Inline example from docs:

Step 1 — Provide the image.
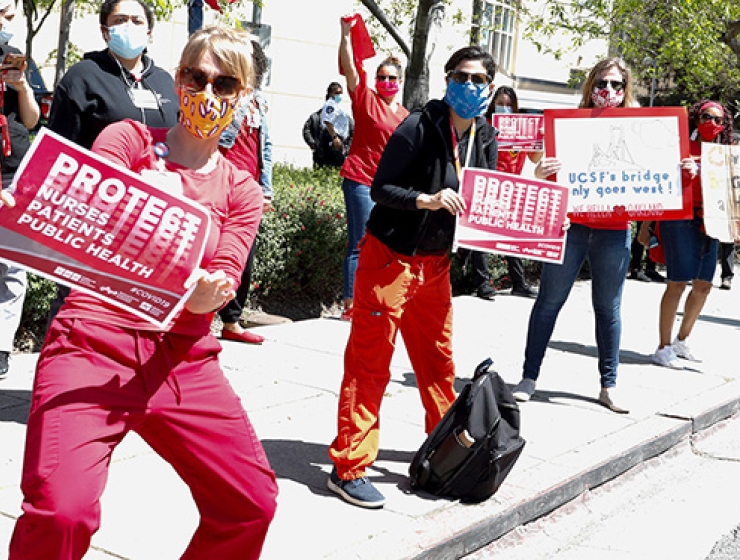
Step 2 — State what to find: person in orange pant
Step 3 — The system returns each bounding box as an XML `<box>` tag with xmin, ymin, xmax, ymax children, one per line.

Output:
<box><xmin>327</xmin><ymin>45</ymin><xmax>498</xmax><ymax>508</ymax></box>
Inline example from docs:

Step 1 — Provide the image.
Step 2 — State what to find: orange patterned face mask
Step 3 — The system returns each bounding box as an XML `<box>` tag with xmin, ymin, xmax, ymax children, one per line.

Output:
<box><xmin>178</xmin><ymin>89</ymin><xmax>235</xmax><ymax>139</ymax></box>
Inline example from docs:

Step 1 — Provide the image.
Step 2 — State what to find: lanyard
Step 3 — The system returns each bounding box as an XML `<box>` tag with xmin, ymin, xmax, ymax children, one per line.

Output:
<box><xmin>449</xmin><ymin>117</ymin><xmax>476</xmax><ymax>180</ymax></box>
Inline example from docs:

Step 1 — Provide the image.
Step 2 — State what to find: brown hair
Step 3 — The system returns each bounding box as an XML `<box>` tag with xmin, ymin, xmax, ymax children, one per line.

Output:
<box><xmin>580</xmin><ymin>57</ymin><xmax>636</xmax><ymax>109</ymax></box>
<box><xmin>688</xmin><ymin>99</ymin><xmax>733</xmax><ymax>145</ymax></box>
<box><xmin>376</xmin><ymin>56</ymin><xmax>402</xmax><ymax>79</ymax></box>
<box><xmin>178</xmin><ymin>25</ymin><xmax>255</xmax><ymax>91</ymax></box>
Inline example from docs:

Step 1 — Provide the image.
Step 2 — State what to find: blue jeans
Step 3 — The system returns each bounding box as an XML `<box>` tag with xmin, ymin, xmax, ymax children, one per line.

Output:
<box><xmin>522</xmin><ymin>223</ymin><xmax>630</xmax><ymax>388</ymax></box>
<box><xmin>342</xmin><ymin>178</ymin><xmax>375</xmax><ymax>301</ymax></box>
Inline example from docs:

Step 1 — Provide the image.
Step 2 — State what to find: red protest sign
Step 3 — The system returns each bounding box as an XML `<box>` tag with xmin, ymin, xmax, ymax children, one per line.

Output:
<box><xmin>491</xmin><ymin>113</ymin><xmax>544</xmax><ymax>151</ymax></box>
<box><xmin>0</xmin><ymin>128</ymin><xmax>211</xmax><ymax>328</ymax></box>
<box><xmin>455</xmin><ymin>167</ymin><xmax>570</xmax><ymax>264</ymax></box>
<box><xmin>544</xmin><ymin>106</ymin><xmax>692</xmax><ymax>223</ymax></box>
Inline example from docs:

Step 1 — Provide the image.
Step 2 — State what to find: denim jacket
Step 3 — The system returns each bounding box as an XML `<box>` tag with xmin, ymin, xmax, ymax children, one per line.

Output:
<box><xmin>219</xmin><ymin>90</ymin><xmax>273</xmax><ymax>199</ymax></box>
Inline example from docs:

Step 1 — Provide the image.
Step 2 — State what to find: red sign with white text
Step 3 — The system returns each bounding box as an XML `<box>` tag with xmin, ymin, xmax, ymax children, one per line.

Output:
<box><xmin>0</xmin><ymin>128</ymin><xmax>211</xmax><ymax>328</ymax></box>
<box><xmin>455</xmin><ymin>167</ymin><xmax>569</xmax><ymax>264</ymax></box>
<box><xmin>492</xmin><ymin>113</ymin><xmax>544</xmax><ymax>151</ymax></box>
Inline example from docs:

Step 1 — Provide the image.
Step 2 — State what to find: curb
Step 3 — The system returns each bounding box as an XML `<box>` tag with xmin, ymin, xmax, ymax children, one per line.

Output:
<box><xmin>407</xmin><ymin>392</ymin><xmax>740</xmax><ymax>560</ymax></box>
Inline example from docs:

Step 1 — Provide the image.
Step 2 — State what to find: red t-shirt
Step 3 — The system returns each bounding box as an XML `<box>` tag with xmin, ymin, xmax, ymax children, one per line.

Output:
<box><xmin>221</xmin><ymin>123</ymin><xmax>260</xmax><ymax>179</ymax></box>
<box><xmin>57</xmin><ymin>120</ymin><xmax>263</xmax><ymax>334</ymax></box>
<box><xmin>496</xmin><ymin>150</ymin><xmax>527</xmax><ymax>175</ymax></box>
<box><xmin>340</xmin><ymin>78</ymin><xmax>409</xmax><ymax>186</ymax></box>
<box><xmin>686</xmin><ymin>139</ymin><xmax>702</xmax><ymax>208</ymax></box>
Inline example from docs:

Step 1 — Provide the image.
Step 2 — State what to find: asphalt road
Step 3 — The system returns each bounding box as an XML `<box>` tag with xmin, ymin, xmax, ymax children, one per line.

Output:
<box><xmin>464</xmin><ymin>412</ymin><xmax>740</xmax><ymax>560</ymax></box>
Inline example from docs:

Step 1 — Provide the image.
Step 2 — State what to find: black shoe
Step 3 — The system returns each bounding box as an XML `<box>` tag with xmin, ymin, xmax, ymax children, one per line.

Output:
<box><xmin>475</xmin><ymin>282</ymin><xmax>497</xmax><ymax>300</ymax></box>
<box><xmin>0</xmin><ymin>351</ymin><xmax>8</xmax><ymax>379</ymax></box>
<box><xmin>645</xmin><ymin>269</ymin><xmax>666</xmax><ymax>283</ymax></box>
<box><xmin>511</xmin><ymin>284</ymin><xmax>538</xmax><ymax>298</ymax></box>
<box><xmin>628</xmin><ymin>269</ymin><xmax>651</xmax><ymax>282</ymax></box>
<box><xmin>721</xmin><ymin>277</ymin><xmax>732</xmax><ymax>290</ymax></box>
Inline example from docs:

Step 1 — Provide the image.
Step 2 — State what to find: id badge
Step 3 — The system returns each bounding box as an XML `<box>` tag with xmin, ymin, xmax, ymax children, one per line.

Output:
<box><xmin>140</xmin><ymin>168</ymin><xmax>183</xmax><ymax>197</ymax></box>
<box><xmin>129</xmin><ymin>87</ymin><xmax>160</xmax><ymax>110</ymax></box>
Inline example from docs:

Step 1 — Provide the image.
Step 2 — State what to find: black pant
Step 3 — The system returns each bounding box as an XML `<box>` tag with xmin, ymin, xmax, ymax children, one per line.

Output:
<box><xmin>458</xmin><ymin>249</ymin><xmax>527</xmax><ymax>290</ymax></box>
<box><xmin>218</xmin><ymin>238</ymin><xmax>258</xmax><ymax>324</ymax></box>
<box><xmin>719</xmin><ymin>242</ymin><xmax>736</xmax><ymax>280</ymax></box>
<box><xmin>629</xmin><ymin>221</ymin><xmax>656</xmax><ymax>272</ymax></box>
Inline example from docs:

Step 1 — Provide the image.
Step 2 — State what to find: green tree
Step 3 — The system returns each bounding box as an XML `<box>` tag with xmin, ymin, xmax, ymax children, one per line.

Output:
<box><xmin>521</xmin><ymin>0</ymin><xmax>740</xmax><ymax>108</ymax></box>
<box><xmin>358</xmin><ymin>0</ymin><xmax>454</xmax><ymax>109</ymax></box>
<box><xmin>21</xmin><ymin>0</ymin><xmax>58</xmax><ymax>65</ymax></box>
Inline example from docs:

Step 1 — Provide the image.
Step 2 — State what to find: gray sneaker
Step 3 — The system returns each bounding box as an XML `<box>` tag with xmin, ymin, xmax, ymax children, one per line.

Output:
<box><xmin>512</xmin><ymin>378</ymin><xmax>536</xmax><ymax>402</ymax></box>
<box><xmin>327</xmin><ymin>468</ymin><xmax>385</xmax><ymax>509</ymax></box>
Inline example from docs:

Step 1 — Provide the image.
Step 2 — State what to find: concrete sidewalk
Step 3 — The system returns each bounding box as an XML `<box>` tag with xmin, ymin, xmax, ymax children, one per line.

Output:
<box><xmin>0</xmin><ymin>275</ymin><xmax>738</xmax><ymax>559</ymax></box>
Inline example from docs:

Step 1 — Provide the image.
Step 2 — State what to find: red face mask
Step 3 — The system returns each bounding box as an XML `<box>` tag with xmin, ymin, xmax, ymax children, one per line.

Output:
<box><xmin>376</xmin><ymin>79</ymin><xmax>399</xmax><ymax>98</ymax></box>
<box><xmin>697</xmin><ymin>121</ymin><xmax>724</xmax><ymax>142</ymax></box>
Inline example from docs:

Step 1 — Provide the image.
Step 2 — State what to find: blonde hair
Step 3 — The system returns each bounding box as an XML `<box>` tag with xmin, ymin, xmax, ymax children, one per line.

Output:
<box><xmin>178</xmin><ymin>25</ymin><xmax>256</xmax><ymax>91</ymax></box>
<box><xmin>580</xmin><ymin>57</ymin><xmax>636</xmax><ymax>109</ymax></box>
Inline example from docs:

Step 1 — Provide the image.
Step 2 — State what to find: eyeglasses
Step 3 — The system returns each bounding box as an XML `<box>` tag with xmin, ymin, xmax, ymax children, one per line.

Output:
<box><xmin>699</xmin><ymin>113</ymin><xmax>723</xmax><ymax>125</ymax></box>
<box><xmin>376</xmin><ymin>75</ymin><xmax>399</xmax><ymax>82</ymax></box>
<box><xmin>447</xmin><ymin>70</ymin><xmax>491</xmax><ymax>86</ymax></box>
<box><xmin>594</xmin><ymin>79</ymin><xmax>625</xmax><ymax>92</ymax></box>
<box><xmin>179</xmin><ymin>67</ymin><xmax>242</xmax><ymax>100</ymax></box>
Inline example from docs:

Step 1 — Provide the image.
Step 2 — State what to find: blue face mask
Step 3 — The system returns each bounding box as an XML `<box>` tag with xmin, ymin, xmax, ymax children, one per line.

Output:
<box><xmin>333</xmin><ymin>94</ymin><xmax>342</xmax><ymax>103</ymax></box>
<box><xmin>0</xmin><ymin>29</ymin><xmax>13</xmax><ymax>45</ymax></box>
<box><xmin>444</xmin><ymin>80</ymin><xmax>489</xmax><ymax>120</ymax></box>
<box><xmin>106</xmin><ymin>22</ymin><xmax>149</xmax><ymax>60</ymax></box>
<box><xmin>494</xmin><ymin>105</ymin><xmax>513</xmax><ymax>113</ymax></box>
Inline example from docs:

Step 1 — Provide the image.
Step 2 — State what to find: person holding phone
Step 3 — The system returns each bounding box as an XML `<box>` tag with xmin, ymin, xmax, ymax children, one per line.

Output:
<box><xmin>0</xmin><ymin>0</ymin><xmax>39</xmax><ymax>378</ymax></box>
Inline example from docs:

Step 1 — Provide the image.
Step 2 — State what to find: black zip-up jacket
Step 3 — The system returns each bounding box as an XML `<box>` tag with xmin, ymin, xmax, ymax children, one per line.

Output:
<box><xmin>367</xmin><ymin>99</ymin><xmax>498</xmax><ymax>256</ymax></box>
<box><xmin>47</xmin><ymin>49</ymin><xmax>178</xmax><ymax>149</ymax></box>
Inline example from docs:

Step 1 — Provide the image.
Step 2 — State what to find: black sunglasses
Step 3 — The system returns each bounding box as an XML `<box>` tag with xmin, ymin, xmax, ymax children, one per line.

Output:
<box><xmin>447</xmin><ymin>70</ymin><xmax>491</xmax><ymax>86</ymax></box>
<box><xmin>594</xmin><ymin>79</ymin><xmax>625</xmax><ymax>92</ymax></box>
<box><xmin>179</xmin><ymin>67</ymin><xmax>242</xmax><ymax>100</ymax></box>
<box><xmin>376</xmin><ymin>75</ymin><xmax>399</xmax><ymax>82</ymax></box>
<box><xmin>699</xmin><ymin>113</ymin><xmax>723</xmax><ymax>125</ymax></box>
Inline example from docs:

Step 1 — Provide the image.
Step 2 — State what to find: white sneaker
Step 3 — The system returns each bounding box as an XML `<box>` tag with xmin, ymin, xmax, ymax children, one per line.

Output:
<box><xmin>672</xmin><ymin>336</ymin><xmax>700</xmax><ymax>362</ymax></box>
<box><xmin>512</xmin><ymin>378</ymin><xmax>536</xmax><ymax>402</ymax></box>
<box><xmin>652</xmin><ymin>346</ymin><xmax>683</xmax><ymax>369</ymax></box>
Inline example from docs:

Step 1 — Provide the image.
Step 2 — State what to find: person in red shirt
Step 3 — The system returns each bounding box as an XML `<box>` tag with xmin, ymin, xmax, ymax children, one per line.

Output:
<box><xmin>646</xmin><ymin>100</ymin><xmax>729</xmax><ymax>369</ymax></box>
<box><xmin>338</xmin><ymin>16</ymin><xmax>409</xmax><ymax>320</ymax></box>
<box><xmin>217</xmin><ymin>38</ymin><xmax>272</xmax><ymax>345</ymax></box>
<box><xmin>458</xmin><ymin>86</ymin><xmax>543</xmax><ymax>299</ymax></box>
<box><xmin>7</xmin><ymin>26</ymin><xmax>277</xmax><ymax>560</ymax></box>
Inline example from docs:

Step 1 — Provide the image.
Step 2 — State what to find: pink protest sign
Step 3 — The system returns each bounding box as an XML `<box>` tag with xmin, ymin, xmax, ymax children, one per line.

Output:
<box><xmin>455</xmin><ymin>167</ymin><xmax>569</xmax><ymax>264</ymax></box>
<box><xmin>491</xmin><ymin>113</ymin><xmax>544</xmax><ymax>151</ymax></box>
<box><xmin>0</xmin><ymin>128</ymin><xmax>211</xmax><ymax>328</ymax></box>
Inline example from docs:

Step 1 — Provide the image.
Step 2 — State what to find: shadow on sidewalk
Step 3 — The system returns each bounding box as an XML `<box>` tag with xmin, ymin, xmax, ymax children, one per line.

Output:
<box><xmin>261</xmin><ymin>439</ymin><xmax>416</xmax><ymax>495</ymax></box>
<box><xmin>0</xmin><ymin>389</ymin><xmax>31</xmax><ymax>424</ymax></box>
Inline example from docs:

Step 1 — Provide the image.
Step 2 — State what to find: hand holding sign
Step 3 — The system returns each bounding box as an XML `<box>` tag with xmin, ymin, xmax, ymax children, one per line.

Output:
<box><xmin>184</xmin><ymin>268</ymin><xmax>235</xmax><ymax>314</ymax></box>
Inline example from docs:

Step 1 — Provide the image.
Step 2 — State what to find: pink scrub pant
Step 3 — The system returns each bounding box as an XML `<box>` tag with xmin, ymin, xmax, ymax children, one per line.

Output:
<box><xmin>328</xmin><ymin>233</ymin><xmax>457</xmax><ymax>480</ymax></box>
<box><xmin>9</xmin><ymin>318</ymin><xmax>277</xmax><ymax>560</ymax></box>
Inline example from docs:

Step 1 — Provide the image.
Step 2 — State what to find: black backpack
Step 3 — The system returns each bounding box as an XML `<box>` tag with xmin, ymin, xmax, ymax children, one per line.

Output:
<box><xmin>408</xmin><ymin>358</ymin><xmax>525</xmax><ymax>503</ymax></box>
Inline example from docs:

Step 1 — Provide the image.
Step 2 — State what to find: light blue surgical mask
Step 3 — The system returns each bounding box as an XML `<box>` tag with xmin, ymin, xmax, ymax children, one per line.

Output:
<box><xmin>0</xmin><ymin>29</ymin><xmax>13</xmax><ymax>45</ymax></box>
<box><xmin>333</xmin><ymin>94</ymin><xmax>342</xmax><ymax>103</ymax></box>
<box><xmin>444</xmin><ymin>80</ymin><xmax>489</xmax><ymax>120</ymax></box>
<box><xmin>494</xmin><ymin>105</ymin><xmax>513</xmax><ymax>114</ymax></box>
<box><xmin>106</xmin><ymin>22</ymin><xmax>149</xmax><ymax>60</ymax></box>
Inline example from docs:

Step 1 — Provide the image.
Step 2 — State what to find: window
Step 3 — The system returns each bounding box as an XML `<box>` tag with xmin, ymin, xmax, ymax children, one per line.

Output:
<box><xmin>480</xmin><ymin>0</ymin><xmax>516</xmax><ymax>72</ymax></box>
